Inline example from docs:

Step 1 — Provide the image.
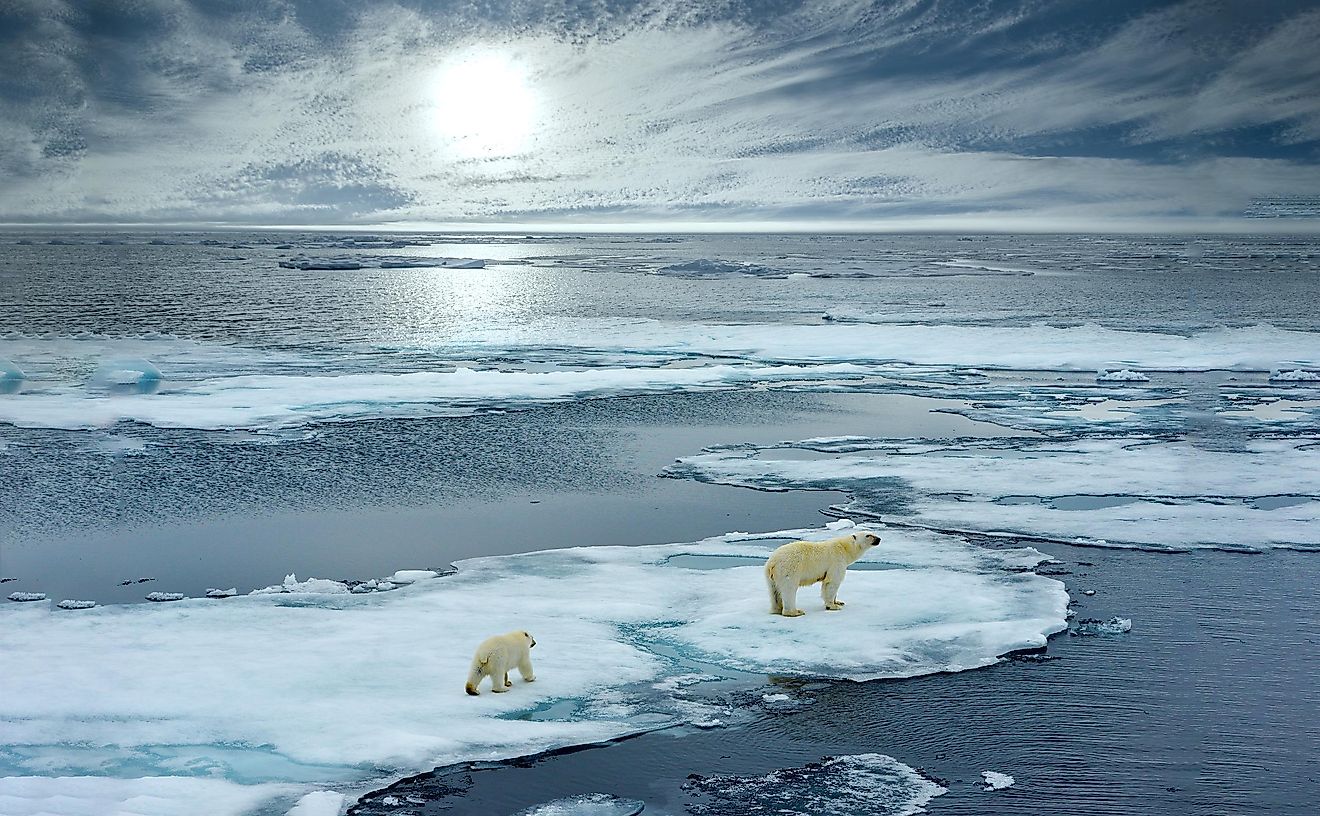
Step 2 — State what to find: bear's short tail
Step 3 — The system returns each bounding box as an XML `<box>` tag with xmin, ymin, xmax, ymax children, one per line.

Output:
<box><xmin>766</xmin><ymin>563</ymin><xmax>782</xmax><ymax>613</ymax></box>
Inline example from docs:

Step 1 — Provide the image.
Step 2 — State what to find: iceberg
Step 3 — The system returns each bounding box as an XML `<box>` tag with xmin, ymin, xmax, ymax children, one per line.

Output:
<box><xmin>0</xmin><ymin>524</ymin><xmax>1065</xmax><ymax>816</ymax></box>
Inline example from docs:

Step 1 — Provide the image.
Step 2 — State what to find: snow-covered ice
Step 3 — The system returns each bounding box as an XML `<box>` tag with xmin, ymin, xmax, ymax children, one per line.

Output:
<box><xmin>285</xmin><ymin>790</ymin><xmax>346</xmax><ymax>816</ymax></box>
<box><xmin>144</xmin><ymin>591</ymin><xmax>185</xmax><ymax>602</ymax></box>
<box><xmin>666</xmin><ymin>438</ymin><xmax>1320</xmax><ymax>551</ymax></box>
<box><xmin>55</xmin><ymin>600</ymin><xmax>97</xmax><ymax>610</ymax></box>
<box><xmin>7</xmin><ymin>592</ymin><xmax>46</xmax><ymax>602</ymax></box>
<box><xmin>1096</xmin><ymin>368</ymin><xmax>1150</xmax><ymax>382</ymax></box>
<box><xmin>1270</xmin><ymin>369</ymin><xmax>1320</xmax><ymax>382</ymax></box>
<box><xmin>0</xmin><ymin>524</ymin><xmax>1064</xmax><ymax>816</ymax></box>
<box><xmin>206</xmin><ymin>588</ymin><xmax>239</xmax><ymax>598</ymax></box>
<box><xmin>980</xmin><ymin>771</ymin><xmax>1015</xmax><ymax>790</ymax></box>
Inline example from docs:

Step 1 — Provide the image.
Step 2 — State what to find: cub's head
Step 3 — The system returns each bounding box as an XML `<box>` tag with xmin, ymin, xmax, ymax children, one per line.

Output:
<box><xmin>853</xmin><ymin>532</ymin><xmax>881</xmax><ymax>548</ymax></box>
<box><xmin>521</xmin><ymin>631</ymin><xmax>536</xmax><ymax>649</ymax></box>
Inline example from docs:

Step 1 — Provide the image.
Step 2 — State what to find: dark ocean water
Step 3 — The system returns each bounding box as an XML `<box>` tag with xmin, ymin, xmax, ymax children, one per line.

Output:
<box><xmin>2</xmin><ymin>231</ymin><xmax>1319</xmax><ymax>815</ymax></box>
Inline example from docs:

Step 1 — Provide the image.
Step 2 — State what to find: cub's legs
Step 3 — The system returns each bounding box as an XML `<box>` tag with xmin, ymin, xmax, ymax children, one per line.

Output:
<box><xmin>518</xmin><ymin>653</ymin><xmax>536</xmax><ymax>683</ymax></box>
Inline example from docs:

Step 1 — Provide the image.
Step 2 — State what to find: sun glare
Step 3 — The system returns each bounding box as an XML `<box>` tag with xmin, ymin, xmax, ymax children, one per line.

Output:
<box><xmin>432</xmin><ymin>51</ymin><xmax>538</xmax><ymax>159</ymax></box>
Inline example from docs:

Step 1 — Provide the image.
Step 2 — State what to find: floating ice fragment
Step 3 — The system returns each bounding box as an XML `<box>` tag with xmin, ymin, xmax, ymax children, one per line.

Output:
<box><xmin>654</xmin><ymin>259</ymin><xmax>784</xmax><ymax>278</ymax></box>
<box><xmin>1096</xmin><ymin>368</ymin><xmax>1150</xmax><ymax>382</ymax></box>
<box><xmin>1071</xmin><ymin>617</ymin><xmax>1132</xmax><ymax>636</ymax></box>
<box><xmin>0</xmin><ymin>358</ymin><xmax>24</xmax><ymax>394</ymax></box>
<box><xmin>825</xmin><ymin>518</ymin><xmax>855</xmax><ymax>530</ymax></box>
<box><xmin>1270</xmin><ymin>369</ymin><xmax>1320</xmax><ymax>382</ymax></box>
<box><xmin>286</xmin><ymin>790</ymin><xmax>346</xmax><ymax>815</ymax></box>
<box><xmin>145</xmin><ymin>592</ymin><xmax>185</xmax><ymax>602</ymax></box>
<box><xmin>206</xmin><ymin>588</ymin><xmax>238</xmax><ymax>598</ymax></box>
<box><xmin>251</xmin><ymin>574</ymin><xmax>350</xmax><ymax>595</ymax></box>
<box><xmin>980</xmin><ymin>771</ymin><xmax>1015</xmax><ymax>790</ymax></box>
<box><xmin>762</xmin><ymin>693</ymin><xmax>792</xmax><ymax>702</ymax></box>
<box><xmin>510</xmin><ymin>794</ymin><xmax>645</xmax><ymax>816</ymax></box>
<box><xmin>56</xmin><ymin>599</ymin><xmax>97</xmax><ymax>610</ymax></box>
<box><xmin>1082</xmin><ymin>589</ymin><xmax>1096</xmax><ymax>596</ymax></box>
<box><xmin>388</xmin><ymin>570</ymin><xmax>438</xmax><ymax>584</ymax></box>
<box><xmin>90</xmin><ymin>358</ymin><xmax>163</xmax><ymax>393</ymax></box>
<box><xmin>684</xmin><ymin>754</ymin><xmax>946</xmax><ymax>816</ymax></box>
<box><xmin>7</xmin><ymin>592</ymin><xmax>45</xmax><ymax>602</ymax></box>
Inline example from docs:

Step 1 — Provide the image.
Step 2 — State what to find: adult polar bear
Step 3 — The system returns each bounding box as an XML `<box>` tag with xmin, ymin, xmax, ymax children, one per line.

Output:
<box><xmin>765</xmin><ymin>531</ymin><xmax>881</xmax><ymax>616</ymax></box>
<box><xmin>465</xmin><ymin>630</ymin><xmax>536</xmax><ymax>695</ymax></box>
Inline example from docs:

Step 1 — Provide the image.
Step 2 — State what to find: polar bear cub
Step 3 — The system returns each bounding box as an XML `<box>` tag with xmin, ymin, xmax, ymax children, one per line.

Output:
<box><xmin>465</xmin><ymin>630</ymin><xmax>536</xmax><ymax>695</ymax></box>
<box><xmin>765</xmin><ymin>532</ymin><xmax>881</xmax><ymax>617</ymax></box>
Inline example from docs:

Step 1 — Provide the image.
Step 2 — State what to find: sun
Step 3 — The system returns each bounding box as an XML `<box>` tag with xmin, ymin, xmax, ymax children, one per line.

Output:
<box><xmin>432</xmin><ymin>51</ymin><xmax>538</xmax><ymax>159</ymax></box>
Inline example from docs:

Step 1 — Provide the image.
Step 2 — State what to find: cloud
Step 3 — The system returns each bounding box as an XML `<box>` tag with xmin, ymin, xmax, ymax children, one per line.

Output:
<box><xmin>1</xmin><ymin>0</ymin><xmax>1318</xmax><ymax>225</ymax></box>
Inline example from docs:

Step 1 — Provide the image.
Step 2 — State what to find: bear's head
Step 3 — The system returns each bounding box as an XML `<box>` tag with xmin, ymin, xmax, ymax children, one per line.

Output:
<box><xmin>855</xmin><ymin>532</ymin><xmax>881</xmax><ymax>548</ymax></box>
<box><xmin>521</xmin><ymin>631</ymin><xmax>536</xmax><ymax>649</ymax></box>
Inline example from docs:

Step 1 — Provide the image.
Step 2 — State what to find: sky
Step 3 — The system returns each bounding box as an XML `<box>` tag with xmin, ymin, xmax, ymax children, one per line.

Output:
<box><xmin>2</xmin><ymin>0</ymin><xmax>1319</xmax><ymax>229</ymax></box>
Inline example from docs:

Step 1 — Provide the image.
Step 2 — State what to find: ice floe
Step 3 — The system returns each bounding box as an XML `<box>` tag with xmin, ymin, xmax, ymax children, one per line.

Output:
<box><xmin>0</xmin><ymin>524</ymin><xmax>1064</xmax><ymax>815</ymax></box>
<box><xmin>278</xmin><ymin>255</ymin><xmax>484</xmax><ymax>270</ymax></box>
<box><xmin>55</xmin><ymin>600</ymin><xmax>97</xmax><ymax>610</ymax></box>
<box><xmin>206</xmin><ymin>587</ymin><xmax>239</xmax><ymax>598</ymax></box>
<box><xmin>653</xmin><ymin>259</ymin><xmax>786</xmax><ymax>278</ymax></box>
<box><xmin>980</xmin><ymin>770</ymin><xmax>1015</xmax><ymax>790</ymax></box>
<box><xmin>144</xmin><ymin>591</ymin><xmax>185</xmax><ymax>602</ymax></box>
<box><xmin>666</xmin><ymin>438</ymin><xmax>1320</xmax><ymax>551</ymax></box>
<box><xmin>1071</xmin><ymin>617</ymin><xmax>1133</xmax><ymax>636</ymax></box>
<box><xmin>683</xmin><ymin>754</ymin><xmax>945</xmax><ymax>816</ymax></box>
<box><xmin>0</xmin><ymin>363</ymin><xmax>867</xmax><ymax>431</ymax></box>
<box><xmin>7</xmin><ymin>592</ymin><xmax>46</xmax><ymax>602</ymax></box>
<box><xmin>1269</xmin><ymin>369</ymin><xmax>1320</xmax><ymax>382</ymax></box>
<box><xmin>511</xmin><ymin>793</ymin><xmax>644</xmax><ymax>816</ymax></box>
<box><xmin>1095</xmin><ymin>368</ymin><xmax>1150</xmax><ymax>382</ymax></box>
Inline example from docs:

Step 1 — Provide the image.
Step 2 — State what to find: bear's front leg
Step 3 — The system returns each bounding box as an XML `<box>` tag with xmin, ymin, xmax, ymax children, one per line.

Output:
<box><xmin>518</xmin><ymin>655</ymin><xmax>535</xmax><ymax>683</ymax></box>
<box><xmin>822</xmin><ymin>573</ymin><xmax>845</xmax><ymax>610</ymax></box>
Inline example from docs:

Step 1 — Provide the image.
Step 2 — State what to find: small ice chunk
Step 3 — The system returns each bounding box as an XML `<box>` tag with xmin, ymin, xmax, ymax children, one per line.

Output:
<box><xmin>285</xmin><ymin>790</ymin><xmax>346</xmax><ymax>815</ymax></box>
<box><xmin>381</xmin><ymin>795</ymin><xmax>401</xmax><ymax>806</ymax></box>
<box><xmin>981</xmin><ymin>770</ymin><xmax>1015</xmax><ymax>790</ymax></box>
<box><xmin>510</xmin><ymin>793</ymin><xmax>645</xmax><ymax>816</ymax></box>
<box><xmin>1270</xmin><ymin>369</ymin><xmax>1320</xmax><ymax>382</ymax></box>
<box><xmin>206</xmin><ymin>588</ymin><xmax>238</xmax><ymax>598</ymax></box>
<box><xmin>762</xmin><ymin>693</ymin><xmax>792</xmax><ymax>702</ymax></box>
<box><xmin>388</xmin><ymin>569</ymin><xmax>438</xmax><ymax>584</ymax></box>
<box><xmin>8</xmin><ymin>592</ymin><xmax>46</xmax><ymax>602</ymax></box>
<box><xmin>825</xmin><ymin>519</ymin><xmax>855</xmax><ymax>530</ymax></box>
<box><xmin>1083</xmin><ymin>589</ymin><xmax>1096</xmax><ymax>596</ymax></box>
<box><xmin>145</xmin><ymin>592</ymin><xmax>186</xmax><ymax>602</ymax></box>
<box><xmin>251</xmin><ymin>574</ymin><xmax>349</xmax><ymax>595</ymax></box>
<box><xmin>57</xmin><ymin>599</ymin><xmax>98</xmax><ymax>610</ymax></box>
<box><xmin>373</xmin><ymin>581</ymin><xmax>397</xmax><ymax>591</ymax></box>
<box><xmin>1096</xmin><ymin>368</ymin><xmax>1150</xmax><ymax>382</ymax></box>
<box><xmin>1072</xmin><ymin>616</ymin><xmax>1132</xmax><ymax>636</ymax></box>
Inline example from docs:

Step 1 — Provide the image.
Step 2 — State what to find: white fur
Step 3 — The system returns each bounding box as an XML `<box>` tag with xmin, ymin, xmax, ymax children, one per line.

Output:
<box><xmin>765</xmin><ymin>532</ymin><xmax>881</xmax><ymax>617</ymax></box>
<box><xmin>465</xmin><ymin>630</ymin><xmax>536</xmax><ymax>695</ymax></box>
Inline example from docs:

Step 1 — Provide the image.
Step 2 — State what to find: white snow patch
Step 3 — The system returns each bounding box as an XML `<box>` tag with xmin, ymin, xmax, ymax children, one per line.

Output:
<box><xmin>826</xmin><ymin>518</ymin><xmax>856</xmax><ymax>530</ymax></box>
<box><xmin>285</xmin><ymin>790</ymin><xmax>346</xmax><ymax>816</ymax></box>
<box><xmin>387</xmin><ymin>569</ymin><xmax>438</xmax><ymax>584</ymax></box>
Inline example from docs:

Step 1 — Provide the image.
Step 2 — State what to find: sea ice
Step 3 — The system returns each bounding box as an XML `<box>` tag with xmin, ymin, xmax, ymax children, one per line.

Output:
<box><xmin>1269</xmin><ymin>369</ymin><xmax>1320</xmax><ymax>382</ymax></box>
<box><xmin>684</xmin><ymin>754</ymin><xmax>945</xmax><ymax>815</ymax></box>
<box><xmin>980</xmin><ymin>770</ymin><xmax>1015</xmax><ymax>790</ymax></box>
<box><xmin>250</xmin><ymin>574</ymin><xmax>350</xmax><ymax>595</ymax></box>
<box><xmin>667</xmin><ymin>437</ymin><xmax>1320</xmax><ymax>551</ymax></box>
<box><xmin>0</xmin><ymin>524</ymin><xmax>1064</xmax><ymax>816</ymax></box>
<box><xmin>145</xmin><ymin>592</ymin><xmax>186</xmax><ymax>602</ymax></box>
<box><xmin>285</xmin><ymin>790</ymin><xmax>346</xmax><ymax>815</ymax></box>
<box><xmin>55</xmin><ymin>600</ymin><xmax>97</xmax><ymax>610</ymax></box>
<box><xmin>206</xmin><ymin>588</ymin><xmax>239</xmax><ymax>598</ymax></box>
<box><xmin>388</xmin><ymin>569</ymin><xmax>439</xmax><ymax>584</ymax></box>
<box><xmin>510</xmin><ymin>793</ymin><xmax>644</xmax><ymax>816</ymax></box>
<box><xmin>7</xmin><ymin>592</ymin><xmax>46</xmax><ymax>602</ymax></box>
<box><xmin>1071</xmin><ymin>617</ymin><xmax>1132</xmax><ymax>636</ymax></box>
<box><xmin>1095</xmin><ymin>368</ymin><xmax>1150</xmax><ymax>382</ymax></box>
<box><xmin>653</xmin><ymin>259</ymin><xmax>785</xmax><ymax>278</ymax></box>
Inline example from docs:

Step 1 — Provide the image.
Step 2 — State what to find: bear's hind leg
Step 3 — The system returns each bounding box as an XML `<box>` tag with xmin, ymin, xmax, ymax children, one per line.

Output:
<box><xmin>777</xmin><ymin>578</ymin><xmax>804</xmax><ymax>617</ymax></box>
<box><xmin>767</xmin><ymin>574</ymin><xmax>784</xmax><ymax>614</ymax></box>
